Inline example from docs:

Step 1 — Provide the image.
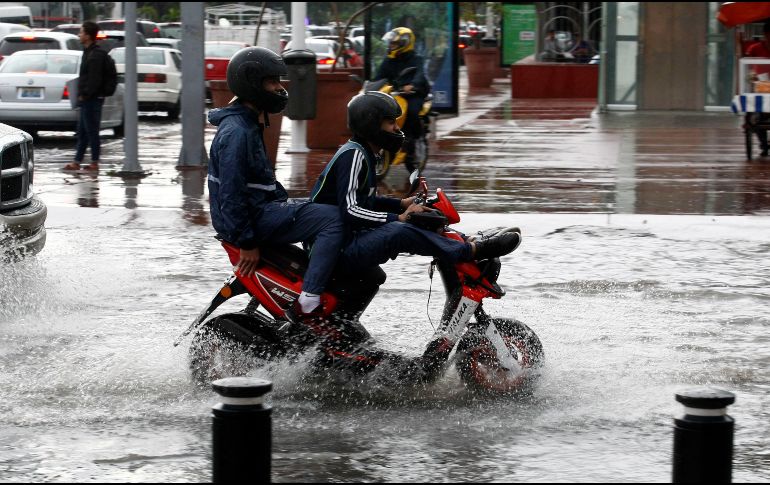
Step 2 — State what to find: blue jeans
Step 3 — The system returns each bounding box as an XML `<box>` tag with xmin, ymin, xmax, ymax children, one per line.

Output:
<box><xmin>258</xmin><ymin>200</ymin><xmax>344</xmax><ymax>295</ymax></box>
<box><xmin>75</xmin><ymin>98</ymin><xmax>104</xmax><ymax>163</ymax></box>
<box><xmin>338</xmin><ymin>222</ymin><xmax>472</xmax><ymax>269</ymax></box>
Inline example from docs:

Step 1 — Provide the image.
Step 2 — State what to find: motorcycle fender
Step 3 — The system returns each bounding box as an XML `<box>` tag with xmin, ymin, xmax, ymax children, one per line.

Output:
<box><xmin>485</xmin><ymin>321</ymin><xmax>521</xmax><ymax>372</ymax></box>
<box><xmin>434</xmin><ymin>296</ymin><xmax>478</xmax><ymax>342</ymax></box>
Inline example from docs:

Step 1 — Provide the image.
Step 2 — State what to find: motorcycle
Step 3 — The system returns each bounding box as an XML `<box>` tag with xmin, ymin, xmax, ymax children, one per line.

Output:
<box><xmin>354</xmin><ymin>68</ymin><xmax>436</xmax><ymax>181</ymax></box>
<box><xmin>176</xmin><ymin>173</ymin><xmax>544</xmax><ymax>394</ymax></box>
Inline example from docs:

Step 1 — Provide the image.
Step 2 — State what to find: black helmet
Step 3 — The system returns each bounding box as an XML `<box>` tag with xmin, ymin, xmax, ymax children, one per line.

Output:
<box><xmin>347</xmin><ymin>91</ymin><xmax>405</xmax><ymax>156</ymax></box>
<box><xmin>226</xmin><ymin>46</ymin><xmax>288</xmax><ymax>113</ymax></box>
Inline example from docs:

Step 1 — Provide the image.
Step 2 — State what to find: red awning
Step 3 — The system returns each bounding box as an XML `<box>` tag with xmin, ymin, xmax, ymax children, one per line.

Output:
<box><xmin>717</xmin><ymin>2</ymin><xmax>770</xmax><ymax>28</ymax></box>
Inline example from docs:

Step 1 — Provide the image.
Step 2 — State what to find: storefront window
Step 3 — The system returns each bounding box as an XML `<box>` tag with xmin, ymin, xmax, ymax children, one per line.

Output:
<box><xmin>705</xmin><ymin>2</ymin><xmax>735</xmax><ymax>107</ymax></box>
<box><xmin>604</xmin><ymin>2</ymin><xmax>639</xmax><ymax>107</ymax></box>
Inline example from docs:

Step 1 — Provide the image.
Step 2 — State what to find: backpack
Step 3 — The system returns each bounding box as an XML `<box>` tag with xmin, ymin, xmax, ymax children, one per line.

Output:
<box><xmin>102</xmin><ymin>52</ymin><xmax>118</xmax><ymax>97</ymax></box>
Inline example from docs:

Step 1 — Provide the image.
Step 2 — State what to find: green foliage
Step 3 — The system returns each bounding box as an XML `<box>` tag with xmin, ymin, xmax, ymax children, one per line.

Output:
<box><xmin>137</xmin><ymin>5</ymin><xmax>159</xmax><ymax>21</ymax></box>
<box><xmin>162</xmin><ymin>6</ymin><xmax>181</xmax><ymax>23</ymax></box>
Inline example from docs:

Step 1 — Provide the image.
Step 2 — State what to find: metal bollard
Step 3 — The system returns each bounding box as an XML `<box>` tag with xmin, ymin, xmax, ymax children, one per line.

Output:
<box><xmin>212</xmin><ymin>377</ymin><xmax>273</xmax><ymax>483</ymax></box>
<box><xmin>672</xmin><ymin>387</ymin><xmax>735</xmax><ymax>483</ymax></box>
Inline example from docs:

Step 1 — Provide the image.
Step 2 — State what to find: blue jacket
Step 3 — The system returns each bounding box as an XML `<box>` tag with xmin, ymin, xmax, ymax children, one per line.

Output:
<box><xmin>207</xmin><ymin>103</ymin><xmax>288</xmax><ymax>249</ymax></box>
<box><xmin>310</xmin><ymin>138</ymin><xmax>402</xmax><ymax>229</ymax></box>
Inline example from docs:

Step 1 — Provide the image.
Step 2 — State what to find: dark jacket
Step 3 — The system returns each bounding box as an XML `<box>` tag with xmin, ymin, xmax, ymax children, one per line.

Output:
<box><xmin>310</xmin><ymin>138</ymin><xmax>402</xmax><ymax>229</ymax></box>
<box><xmin>78</xmin><ymin>43</ymin><xmax>109</xmax><ymax>100</ymax></box>
<box><xmin>373</xmin><ymin>51</ymin><xmax>430</xmax><ymax>98</ymax></box>
<box><xmin>207</xmin><ymin>103</ymin><xmax>289</xmax><ymax>249</ymax></box>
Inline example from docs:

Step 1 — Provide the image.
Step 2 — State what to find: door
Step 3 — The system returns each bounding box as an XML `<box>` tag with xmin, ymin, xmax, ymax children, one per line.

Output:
<box><xmin>639</xmin><ymin>2</ymin><xmax>708</xmax><ymax>110</ymax></box>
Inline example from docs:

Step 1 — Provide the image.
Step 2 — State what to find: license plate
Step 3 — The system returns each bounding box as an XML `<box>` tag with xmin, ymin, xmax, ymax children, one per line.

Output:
<box><xmin>18</xmin><ymin>87</ymin><xmax>43</xmax><ymax>99</ymax></box>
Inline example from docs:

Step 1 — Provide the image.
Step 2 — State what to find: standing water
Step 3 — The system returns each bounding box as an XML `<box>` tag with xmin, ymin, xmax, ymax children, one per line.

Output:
<box><xmin>1</xmin><ymin>207</ymin><xmax>768</xmax><ymax>482</ymax></box>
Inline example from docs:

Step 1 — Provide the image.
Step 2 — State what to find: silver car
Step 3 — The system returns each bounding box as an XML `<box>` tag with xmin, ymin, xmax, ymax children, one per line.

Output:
<box><xmin>0</xmin><ymin>123</ymin><xmax>45</xmax><ymax>258</ymax></box>
<box><xmin>0</xmin><ymin>50</ymin><xmax>124</xmax><ymax>136</ymax></box>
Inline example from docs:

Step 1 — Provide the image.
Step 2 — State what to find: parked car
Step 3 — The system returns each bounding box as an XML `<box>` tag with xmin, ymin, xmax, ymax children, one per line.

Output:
<box><xmin>96</xmin><ymin>30</ymin><xmax>149</xmax><ymax>52</ymax></box>
<box><xmin>110</xmin><ymin>47</ymin><xmax>181</xmax><ymax>119</ymax></box>
<box><xmin>284</xmin><ymin>38</ymin><xmax>343</xmax><ymax>70</ymax></box>
<box><xmin>148</xmin><ymin>38</ymin><xmax>182</xmax><ymax>50</ymax></box>
<box><xmin>204</xmin><ymin>41</ymin><xmax>248</xmax><ymax>82</ymax></box>
<box><xmin>0</xmin><ymin>122</ymin><xmax>46</xmax><ymax>258</ymax></box>
<box><xmin>0</xmin><ymin>31</ymin><xmax>81</xmax><ymax>63</ymax></box>
<box><xmin>97</xmin><ymin>19</ymin><xmax>162</xmax><ymax>39</ymax></box>
<box><xmin>0</xmin><ymin>50</ymin><xmax>124</xmax><ymax>136</ymax></box>
<box><xmin>157</xmin><ymin>22</ymin><xmax>182</xmax><ymax>39</ymax></box>
<box><xmin>49</xmin><ymin>23</ymin><xmax>81</xmax><ymax>35</ymax></box>
<box><xmin>0</xmin><ymin>21</ymin><xmax>31</xmax><ymax>39</ymax></box>
<box><xmin>308</xmin><ymin>35</ymin><xmax>363</xmax><ymax>67</ymax></box>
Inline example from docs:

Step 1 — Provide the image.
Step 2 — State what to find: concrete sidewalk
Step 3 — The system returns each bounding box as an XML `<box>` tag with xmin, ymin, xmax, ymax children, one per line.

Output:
<box><xmin>30</xmin><ymin>68</ymin><xmax>769</xmax><ymax>217</ymax></box>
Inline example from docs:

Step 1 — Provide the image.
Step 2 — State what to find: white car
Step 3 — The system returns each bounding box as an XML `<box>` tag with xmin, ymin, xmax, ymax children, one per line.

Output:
<box><xmin>284</xmin><ymin>38</ymin><xmax>343</xmax><ymax>70</ymax></box>
<box><xmin>0</xmin><ymin>50</ymin><xmax>124</xmax><ymax>136</ymax></box>
<box><xmin>0</xmin><ymin>31</ymin><xmax>81</xmax><ymax>63</ymax></box>
<box><xmin>0</xmin><ymin>122</ymin><xmax>46</xmax><ymax>258</ymax></box>
<box><xmin>148</xmin><ymin>38</ymin><xmax>182</xmax><ymax>50</ymax></box>
<box><xmin>110</xmin><ymin>47</ymin><xmax>182</xmax><ymax>119</ymax></box>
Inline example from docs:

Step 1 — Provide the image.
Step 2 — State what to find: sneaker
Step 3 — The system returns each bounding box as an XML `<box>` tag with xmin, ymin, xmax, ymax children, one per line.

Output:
<box><xmin>284</xmin><ymin>300</ymin><xmax>334</xmax><ymax>335</ymax></box>
<box><xmin>472</xmin><ymin>232</ymin><xmax>521</xmax><ymax>260</ymax></box>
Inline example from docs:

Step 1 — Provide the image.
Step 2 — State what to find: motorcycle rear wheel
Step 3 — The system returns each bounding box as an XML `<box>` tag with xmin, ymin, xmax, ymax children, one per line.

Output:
<box><xmin>188</xmin><ymin>312</ymin><xmax>284</xmax><ymax>384</ymax></box>
<box><xmin>456</xmin><ymin>318</ymin><xmax>544</xmax><ymax>395</ymax></box>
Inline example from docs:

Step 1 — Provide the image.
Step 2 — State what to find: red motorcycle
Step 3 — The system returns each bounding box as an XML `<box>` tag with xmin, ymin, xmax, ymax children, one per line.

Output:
<box><xmin>176</xmin><ymin>174</ymin><xmax>544</xmax><ymax>394</ymax></box>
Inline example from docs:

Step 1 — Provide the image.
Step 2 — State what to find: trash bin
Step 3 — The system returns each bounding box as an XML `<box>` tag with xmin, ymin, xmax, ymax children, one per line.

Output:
<box><xmin>282</xmin><ymin>49</ymin><xmax>317</xmax><ymax>120</ymax></box>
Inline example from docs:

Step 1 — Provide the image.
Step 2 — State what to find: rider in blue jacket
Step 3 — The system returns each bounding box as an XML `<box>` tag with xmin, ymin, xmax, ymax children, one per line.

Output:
<box><xmin>208</xmin><ymin>46</ymin><xmax>344</xmax><ymax>325</ymax></box>
<box><xmin>310</xmin><ymin>91</ymin><xmax>520</xmax><ymax>269</ymax></box>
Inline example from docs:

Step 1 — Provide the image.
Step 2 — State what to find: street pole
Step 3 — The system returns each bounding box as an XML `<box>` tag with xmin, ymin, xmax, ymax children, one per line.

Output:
<box><xmin>178</xmin><ymin>2</ymin><xmax>209</xmax><ymax>169</ymax></box>
<box><xmin>120</xmin><ymin>2</ymin><xmax>142</xmax><ymax>174</ymax></box>
<box><xmin>485</xmin><ymin>2</ymin><xmax>495</xmax><ymax>40</ymax></box>
<box><xmin>287</xmin><ymin>1</ymin><xmax>309</xmax><ymax>154</ymax></box>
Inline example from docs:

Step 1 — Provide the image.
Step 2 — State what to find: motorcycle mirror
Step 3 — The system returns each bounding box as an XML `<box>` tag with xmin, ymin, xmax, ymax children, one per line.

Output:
<box><xmin>407</xmin><ymin>169</ymin><xmax>421</xmax><ymax>196</ymax></box>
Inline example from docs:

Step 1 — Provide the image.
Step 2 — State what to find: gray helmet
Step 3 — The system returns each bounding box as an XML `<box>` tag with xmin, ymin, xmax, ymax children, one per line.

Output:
<box><xmin>347</xmin><ymin>91</ymin><xmax>405</xmax><ymax>156</ymax></box>
<box><xmin>226</xmin><ymin>46</ymin><xmax>288</xmax><ymax>113</ymax></box>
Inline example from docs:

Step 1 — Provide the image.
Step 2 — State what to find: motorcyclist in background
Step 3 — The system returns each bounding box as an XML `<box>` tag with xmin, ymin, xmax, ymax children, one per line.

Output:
<box><xmin>372</xmin><ymin>27</ymin><xmax>430</xmax><ymax>173</ymax></box>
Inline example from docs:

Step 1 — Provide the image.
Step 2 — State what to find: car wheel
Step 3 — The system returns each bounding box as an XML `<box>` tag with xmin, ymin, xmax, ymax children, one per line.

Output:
<box><xmin>113</xmin><ymin>120</ymin><xmax>125</xmax><ymax>137</ymax></box>
<box><xmin>167</xmin><ymin>98</ymin><xmax>181</xmax><ymax>120</ymax></box>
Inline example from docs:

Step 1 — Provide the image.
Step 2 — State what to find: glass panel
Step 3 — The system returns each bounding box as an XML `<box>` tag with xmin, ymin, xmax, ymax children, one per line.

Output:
<box><xmin>613</xmin><ymin>40</ymin><xmax>637</xmax><ymax>103</ymax></box>
<box><xmin>616</xmin><ymin>3</ymin><xmax>639</xmax><ymax>36</ymax></box>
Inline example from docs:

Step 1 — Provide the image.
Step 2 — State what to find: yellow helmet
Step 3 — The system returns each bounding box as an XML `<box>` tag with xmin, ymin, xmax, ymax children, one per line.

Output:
<box><xmin>382</xmin><ymin>27</ymin><xmax>415</xmax><ymax>59</ymax></box>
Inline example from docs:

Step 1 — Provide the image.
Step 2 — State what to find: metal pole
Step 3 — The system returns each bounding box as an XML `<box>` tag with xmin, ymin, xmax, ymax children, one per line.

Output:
<box><xmin>673</xmin><ymin>387</ymin><xmax>735</xmax><ymax>483</ymax></box>
<box><xmin>287</xmin><ymin>2</ymin><xmax>309</xmax><ymax>154</ymax></box>
<box><xmin>120</xmin><ymin>2</ymin><xmax>141</xmax><ymax>173</ymax></box>
<box><xmin>485</xmin><ymin>2</ymin><xmax>495</xmax><ymax>39</ymax></box>
<box><xmin>212</xmin><ymin>377</ymin><xmax>273</xmax><ymax>483</ymax></box>
<box><xmin>178</xmin><ymin>2</ymin><xmax>209</xmax><ymax>168</ymax></box>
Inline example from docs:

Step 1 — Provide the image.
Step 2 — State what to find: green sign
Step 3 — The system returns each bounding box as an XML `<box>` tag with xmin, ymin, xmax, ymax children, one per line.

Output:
<box><xmin>502</xmin><ymin>2</ymin><xmax>537</xmax><ymax>65</ymax></box>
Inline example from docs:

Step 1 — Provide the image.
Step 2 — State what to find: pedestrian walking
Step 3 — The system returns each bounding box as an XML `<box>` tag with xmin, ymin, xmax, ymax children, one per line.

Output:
<box><xmin>64</xmin><ymin>21</ymin><xmax>115</xmax><ymax>171</ymax></box>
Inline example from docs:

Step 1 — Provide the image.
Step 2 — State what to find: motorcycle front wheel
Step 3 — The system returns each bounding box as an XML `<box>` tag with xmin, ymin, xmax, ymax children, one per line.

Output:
<box><xmin>456</xmin><ymin>318</ymin><xmax>545</xmax><ymax>395</ymax></box>
<box><xmin>188</xmin><ymin>312</ymin><xmax>284</xmax><ymax>384</ymax></box>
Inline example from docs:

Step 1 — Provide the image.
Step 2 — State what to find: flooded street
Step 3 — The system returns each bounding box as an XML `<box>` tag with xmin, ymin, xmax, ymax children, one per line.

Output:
<box><xmin>2</xmin><ymin>99</ymin><xmax>769</xmax><ymax>481</ymax></box>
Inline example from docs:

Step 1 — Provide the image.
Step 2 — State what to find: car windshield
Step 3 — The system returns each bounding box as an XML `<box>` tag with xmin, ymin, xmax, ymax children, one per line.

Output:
<box><xmin>110</xmin><ymin>49</ymin><xmax>165</xmax><ymax>65</ymax></box>
<box><xmin>0</xmin><ymin>53</ymin><xmax>78</xmax><ymax>74</ymax></box>
<box><xmin>205</xmin><ymin>43</ymin><xmax>243</xmax><ymax>58</ymax></box>
<box><xmin>0</xmin><ymin>38</ymin><xmax>59</xmax><ymax>55</ymax></box>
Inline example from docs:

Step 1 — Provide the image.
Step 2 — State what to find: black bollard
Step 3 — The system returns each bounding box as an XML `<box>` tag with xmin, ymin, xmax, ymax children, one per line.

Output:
<box><xmin>212</xmin><ymin>377</ymin><xmax>273</xmax><ymax>483</ymax></box>
<box><xmin>672</xmin><ymin>387</ymin><xmax>736</xmax><ymax>483</ymax></box>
